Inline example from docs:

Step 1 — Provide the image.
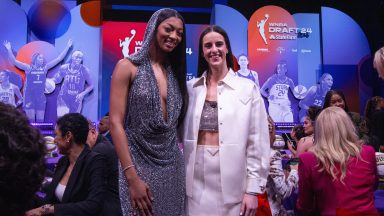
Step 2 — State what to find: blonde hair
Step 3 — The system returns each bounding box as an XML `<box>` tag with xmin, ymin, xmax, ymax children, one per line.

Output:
<box><xmin>374</xmin><ymin>47</ymin><xmax>384</xmax><ymax>79</ymax></box>
<box><xmin>311</xmin><ymin>107</ymin><xmax>362</xmax><ymax>183</ymax></box>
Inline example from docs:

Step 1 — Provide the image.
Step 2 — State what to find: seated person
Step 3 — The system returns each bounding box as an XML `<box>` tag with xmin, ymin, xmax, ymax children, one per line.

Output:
<box><xmin>87</xmin><ymin>121</ymin><xmax>122</xmax><ymax>215</ymax></box>
<box><xmin>287</xmin><ymin>124</ymin><xmax>305</xmax><ymax>156</ymax></box>
<box><xmin>296</xmin><ymin>106</ymin><xmax>322</xmax><ymax>156</ymax></box>
<box><xmin>26</xmin><ymin>113</ymin><xmax>106</xmax><ymax>216</ymax></box>
<box><xmin>0</xmin><ymin>102</ymin><xmax>46</xmax><ymax>216</ymax></box>
<box><xmin>266</xmin><ymin>116</ymin><xmax>299</xmax><ymax>215</ymax></box>
<box><xmin>323</xmin><ymin>90</ymin><xmax>369</xmax><ymax>144</ymax></box>
<box><xmin>98</xmin><ymin>113</ymin><xmax>112</xmax><ymax>143</ymax></box>
<box><xmin>297</xmin><ymin>107</ymin><xmax>378</xmax><ymax>215</ymax></box>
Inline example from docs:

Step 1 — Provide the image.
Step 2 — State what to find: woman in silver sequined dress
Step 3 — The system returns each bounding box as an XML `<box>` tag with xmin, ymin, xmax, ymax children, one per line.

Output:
<box><xmin>109</xmin><ymin>8</ymin><xmax>188</xmax><ymax>216</ymax></box>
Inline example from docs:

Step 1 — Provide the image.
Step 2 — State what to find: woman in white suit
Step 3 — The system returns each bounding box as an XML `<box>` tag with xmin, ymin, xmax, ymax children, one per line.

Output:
<box><xmin>182</xmin><ymin>25</ymin><xmax>270</xmax><ymax>216</ymax></box>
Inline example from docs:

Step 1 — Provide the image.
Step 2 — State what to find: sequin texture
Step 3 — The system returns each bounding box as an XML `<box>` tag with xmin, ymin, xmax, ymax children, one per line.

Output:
<box><xmin>118</xmin><ymin>8</ymin><xmax>185</xmax><ymax>216</ymax></box>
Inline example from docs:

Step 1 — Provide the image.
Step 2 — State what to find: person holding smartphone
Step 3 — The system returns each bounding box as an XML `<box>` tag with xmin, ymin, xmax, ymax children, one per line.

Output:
<box><xmin>295</xmin><ymin>106</ymin><xmax>322</xmax><ymax>156</ymax></box>
<box><xmin>287</xmin><ymin>124</ymin><xmax>305</xmax><ymax>157</ymax></box>
<box><xmin>265</xmin><ymin>116</ymin><xmax>299</xmax><ymax>215</ymax></box>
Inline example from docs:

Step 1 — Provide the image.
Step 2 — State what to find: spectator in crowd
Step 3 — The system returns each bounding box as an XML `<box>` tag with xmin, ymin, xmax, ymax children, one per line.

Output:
<box><xmin>265</xmin><ymin>116</ymin><xmax>299</xmax><ymax>216</ymax></box>
<box><xmin>364</xmin><ymin>96</ymin><xmax>384</xmax><ymax>151</ymax></box>
<box><xmin>365</xmin><ymin>96</ymin><xmax>384</xmax><ymax>121</ymax></box>
<box><xmin>287</xmin><ymin>124</ymin><xmax>305</xmax><ymax>157</ymax></box>
<box><xmin>87</xmin><ymin>120</ymin><xmax>122</xmax><ymax>215</ymax></box>
<box><xmin>297</xmin><ymin>107</ymin><xmax>378</xmax><ymax>215</ymax></box>
<box><xmin>0</xmin><ymin>102</ymin><xmax>46</xmax><ymax>216</ymax></box>
<box><xmin>323</xmin><ymin>90</ymin><xmax>370</xmax><ymax>144</ymax></box>
<box><xmin>295</xmin><ymin>106</ymin><xmax>322</xmax><ymax>156</ymax></box>
<box><xmin>26</xmin><ymin>113</ymin><xmax>106</xmax><ymax>216</ymax></box>
<box><xmin>373</xmin><ymin>46</ymin><xmax>384</xmax><ymax>79</ymax></box>
<box><xmin>98</xmin><ymin>112</ymin><xmax>112</xmax><ymax>143</ymax></box>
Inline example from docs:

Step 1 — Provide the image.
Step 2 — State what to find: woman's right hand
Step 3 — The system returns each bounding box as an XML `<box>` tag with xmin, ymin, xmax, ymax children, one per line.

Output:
<box><xmin>128</xmin><ymin>177</ymin><xmax>153</xmax><ymax>216</ymax></box>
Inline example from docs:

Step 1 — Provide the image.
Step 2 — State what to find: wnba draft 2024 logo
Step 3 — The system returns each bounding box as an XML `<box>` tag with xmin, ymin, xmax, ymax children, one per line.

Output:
<box><xmin>252</xmin><ymin>9</ymin><xmax>312</xmax><ymax>47</ymax></box>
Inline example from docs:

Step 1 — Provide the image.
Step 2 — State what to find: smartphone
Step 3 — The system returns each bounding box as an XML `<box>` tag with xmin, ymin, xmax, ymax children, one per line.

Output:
<box><xmin>282</xmin><ymin>132</ymin><xmax>297</xmax><ymax>150</ymax></box>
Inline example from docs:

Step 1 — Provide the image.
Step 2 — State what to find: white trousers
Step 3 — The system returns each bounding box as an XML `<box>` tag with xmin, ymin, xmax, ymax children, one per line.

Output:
<box><xmin>186</xmin><ymin>145</ymin><xmax>241</xmax><ymax>216</ymax></box>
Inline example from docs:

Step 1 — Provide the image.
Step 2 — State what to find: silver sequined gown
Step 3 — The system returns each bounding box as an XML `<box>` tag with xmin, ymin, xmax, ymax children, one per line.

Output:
<box><xmin>118</xmin><ymin>9</ymin><xmax>185</xmax><ymax>215</ymax></box>
<box><xmin>118</xmin><ymin>58</ymin><xmax>185</xmax><ymax>215</ymax></box>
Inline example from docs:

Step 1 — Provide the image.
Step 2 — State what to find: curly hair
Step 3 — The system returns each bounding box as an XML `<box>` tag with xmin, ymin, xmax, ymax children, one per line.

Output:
<box><xmin>0</xmin><ymin>102</ymin><xmax>46</xmax><ymax>215</ymax></box>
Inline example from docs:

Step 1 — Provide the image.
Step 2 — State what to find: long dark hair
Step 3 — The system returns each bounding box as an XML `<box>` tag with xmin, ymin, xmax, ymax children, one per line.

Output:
<box><xmin>323</xmin><ymin>90</ymin><xmax>349</xmax><ymax>112</ymax></box>
<box><xmin>197</xmin><ymin>25</ymin><xmax>234</xmax><ymax>77</ymax></box>
<box><xmin>364</xmin><ymin>96</ymin><xmax>383</xmax><ymax>120</ymax></box>
<box><xmin>154</xmin><ymin>9</ymin><xmax>188</xmax><ymax>126</ymax></box>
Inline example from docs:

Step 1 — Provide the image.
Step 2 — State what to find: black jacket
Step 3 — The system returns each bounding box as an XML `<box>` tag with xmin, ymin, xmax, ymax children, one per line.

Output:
<box><xmin>45</xmin><ymin>145</ymin><xmax>107</xmax><ymax>216</ymax></box>
<box><xmin>92</xmin><ymin>134</ymin><xmax>122</xmax><ymax>216</ymax></box>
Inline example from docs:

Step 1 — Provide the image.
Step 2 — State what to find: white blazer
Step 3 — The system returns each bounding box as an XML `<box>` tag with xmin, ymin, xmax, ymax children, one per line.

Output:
<box><xmin>182</xmin><ymin>69</ymin><xmax>270</xmax><ymax>204</ymax></box>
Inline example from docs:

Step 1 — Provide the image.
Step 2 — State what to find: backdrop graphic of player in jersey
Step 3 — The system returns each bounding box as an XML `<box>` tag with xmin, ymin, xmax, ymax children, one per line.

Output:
<box><xmin>3</xmin><ymin>40</ymin><xmax>72</xmax><ymax>122</ymax></box>
<box><xmin>0</xmin><ymin>70</ymin><xmax>23</xmax><ymax>107</ymax></box>
<box><xmin>236</xmin><ymin>54</ymin><xmax>260</xmax><ymax>88</ymax></box>
<box><xmin>53</xmin><ymin>50</ymin><xmax>93</xmax><ymax>117</ymax></box>
<box><xmin>119</xmin><ymin>29</ymin><xmax>136</xmax><ymax>58</ymax></box>
<box><xmin>298</xmin><ymin>73</ymin><xmax>333</xmax><ymax>122</ymax></box>
<box><xmin>260</xmin><ymin>60</ymin><xmax>296</xmax><ymax>122</ymax></box>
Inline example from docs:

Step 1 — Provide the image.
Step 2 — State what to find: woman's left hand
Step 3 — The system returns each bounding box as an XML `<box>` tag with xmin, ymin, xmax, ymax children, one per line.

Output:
<box><xmin>240</xmin><ymin>193</ymin><xmax>258</xmax><ymax>216</ymax></box>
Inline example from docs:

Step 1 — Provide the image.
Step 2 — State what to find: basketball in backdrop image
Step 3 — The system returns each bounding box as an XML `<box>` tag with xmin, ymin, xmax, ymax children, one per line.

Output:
<box><xmin>293</xmin><ymin>85</ymin><xmax>307</xmax><ymax>99</ymax></box>
<box><xmin>44</xmin><ymin>78</ymin><xmax>56</xmax><ymax>94</ymax></box>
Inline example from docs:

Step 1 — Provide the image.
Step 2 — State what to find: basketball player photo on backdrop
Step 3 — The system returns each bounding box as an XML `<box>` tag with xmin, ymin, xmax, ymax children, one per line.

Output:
<box><xmin>236</xmin><ymin>54</ymin><xmax>260</xmax><ymax>88</ymax></box>
<box><xmin>53</xmin><ymin>50</ymin><xmax>93</xmax><ymax>117</ymax></box>
<box><xmin>3</xmin><ymin>39</ymin><xmax>73</xmax><ymax>122</ymax></box>
<box><xmin>260</xmin><ymin>60</ymin><xmax>296</xmax><ymax>122</ymax></box>
<box><xmin>298</xmin><ymin>73</ymin><xmax>333</xmax><ymax>122</ymax></box>
<box><xmin>0</xmin><ymin>70</ymin><xmax>23</xmax><ymax>107</ymax></box>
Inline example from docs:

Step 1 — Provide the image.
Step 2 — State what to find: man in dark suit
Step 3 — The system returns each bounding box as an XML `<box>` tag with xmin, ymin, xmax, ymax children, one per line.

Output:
<box><xmin>87</xmin><ymin>121</ymin><xmax>122</xmax><ymax>216</ymax></box>
<box><xmin>98</xmin><ymin>113</ymin><xmax>113</xmax><ymax>143</ymax></box>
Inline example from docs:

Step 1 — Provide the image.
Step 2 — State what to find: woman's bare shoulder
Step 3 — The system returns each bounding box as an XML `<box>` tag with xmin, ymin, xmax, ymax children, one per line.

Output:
<box><xmin>113</xmin><ymin>58</ymin><xmax>137</xmax><ymax>79</ymax></box>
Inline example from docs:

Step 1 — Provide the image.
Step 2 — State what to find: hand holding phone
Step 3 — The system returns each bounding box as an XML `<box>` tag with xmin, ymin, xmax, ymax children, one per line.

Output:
<box><xmin>283</xmin><ymin>132</ymin><xmax>293</xmax><ymax>142</ymax></box>
<box><xmin>282</xmin><ymin>133</ymin><xmax>297</xmax><ymax>150</ymax></box>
